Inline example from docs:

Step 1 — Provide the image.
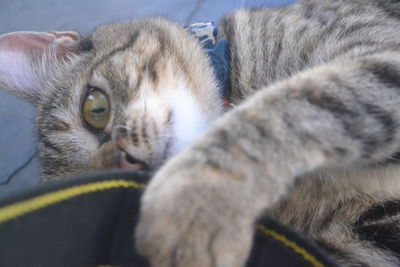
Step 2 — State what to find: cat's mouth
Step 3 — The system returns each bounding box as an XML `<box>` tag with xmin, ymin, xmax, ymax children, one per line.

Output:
<box><xmin>119</xmin><ymin>151</ymin><xmax>151</xmax><ymax>171</ymax></box>
<box><xmin>115</xmin><ymin>134</ymin><xmax>174</xmax><ymax>173</ymax></box>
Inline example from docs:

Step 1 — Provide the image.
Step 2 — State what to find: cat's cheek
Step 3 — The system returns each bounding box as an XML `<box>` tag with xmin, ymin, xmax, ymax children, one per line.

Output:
<box><xmin>90</xmin><ymin>141</ymin><xmax>118</xmax><ymax>170</ymax></box>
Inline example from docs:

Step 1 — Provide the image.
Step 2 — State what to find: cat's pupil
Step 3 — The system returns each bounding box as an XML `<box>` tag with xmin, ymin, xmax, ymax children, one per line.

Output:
<box><xmin>92</xmin><ymin>108</ymin><xmax>105</xmax><ymax>114</ymax></box>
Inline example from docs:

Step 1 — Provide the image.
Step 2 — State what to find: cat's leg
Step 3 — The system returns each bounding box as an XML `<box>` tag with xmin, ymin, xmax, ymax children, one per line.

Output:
<box><xmin>316</xmin><ymin>220</ymin><xmax>400</xmax><ymax>267</ymax></box>
<box><xmin>136</xmin><ymin>50</ymin><xmax>400</xmax><ymax>267</ymax></box>
<box><xmin>272</xmin><ymin>171</ymin><xmax>400</xmax><ymax>267</ymax></box>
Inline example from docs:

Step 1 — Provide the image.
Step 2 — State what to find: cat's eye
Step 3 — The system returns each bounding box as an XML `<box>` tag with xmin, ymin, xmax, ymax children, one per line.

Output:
<box><xmin>82</xmin><ymin>89</ymin><xmax>111</xmax><ymax>130</ymax></box>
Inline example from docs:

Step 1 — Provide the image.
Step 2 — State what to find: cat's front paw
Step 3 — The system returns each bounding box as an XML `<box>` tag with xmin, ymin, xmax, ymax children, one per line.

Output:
<box><xmin>135</xmin><ymin>154</ymin><xmax>254</xmax><ymax>267</ymax></box>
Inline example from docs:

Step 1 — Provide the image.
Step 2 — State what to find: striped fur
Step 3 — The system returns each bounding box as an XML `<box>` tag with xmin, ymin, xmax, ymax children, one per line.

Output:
<box><xmin>2</xmin><ymin>0</ymin><xmax>400</xmax><ymax>266</ymax></box>
<box><xmin>137</xmin><ymin>1</ymin><xmax>400</xmax><ymax>266</ymax></box>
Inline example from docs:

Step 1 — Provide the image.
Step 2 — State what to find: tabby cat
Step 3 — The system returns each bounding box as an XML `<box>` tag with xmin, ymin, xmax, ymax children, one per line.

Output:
<box><xmin>1</xmin><ymin>0</ymin><xmax>400</xmax><ymax>266</ymax></box>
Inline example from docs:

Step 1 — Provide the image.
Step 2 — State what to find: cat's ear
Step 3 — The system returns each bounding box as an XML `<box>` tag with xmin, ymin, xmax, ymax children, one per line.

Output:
<box><xmin>0</xmin><ymin>31</ymin><xmax>80</xmax><ymax>104</ymax></box>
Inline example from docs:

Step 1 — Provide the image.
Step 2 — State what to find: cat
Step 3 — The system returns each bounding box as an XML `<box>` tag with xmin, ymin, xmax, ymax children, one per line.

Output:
<box><xmin>2</xmin><ymin>0</ymin><xmax>400</xmax><ymax>266</ymax></box>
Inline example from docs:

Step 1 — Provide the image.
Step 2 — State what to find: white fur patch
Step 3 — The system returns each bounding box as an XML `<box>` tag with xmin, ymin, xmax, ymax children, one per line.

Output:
<box><xmin>167</xmin><ymin>86</ymin><xmax>209</xmax><ymax>156</ymax></box>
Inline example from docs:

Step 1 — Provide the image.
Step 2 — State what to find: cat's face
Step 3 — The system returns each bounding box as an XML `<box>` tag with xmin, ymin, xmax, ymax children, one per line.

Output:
<box><xmin>0</xmin><ymin>18</ymin><xmax>222</xmax><ymax>179</ymax></box>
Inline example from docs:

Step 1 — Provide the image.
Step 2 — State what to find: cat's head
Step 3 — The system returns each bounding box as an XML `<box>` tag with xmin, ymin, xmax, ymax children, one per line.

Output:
<box><xmin>0</xmin><ymin>18</ymin><xmax>222</xmax><ymax>180</ymax></box>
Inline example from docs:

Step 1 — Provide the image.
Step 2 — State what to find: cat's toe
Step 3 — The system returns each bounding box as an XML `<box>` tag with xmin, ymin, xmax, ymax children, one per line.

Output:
<box><xmin>135</xmin><ymin>207</ymin><xmax>252</xmax><ymax>267</ymax></box>
<box><xmin>135</xmin><ymin>163</ymin><xmax>253</xmax><ymax>267</ymax></box>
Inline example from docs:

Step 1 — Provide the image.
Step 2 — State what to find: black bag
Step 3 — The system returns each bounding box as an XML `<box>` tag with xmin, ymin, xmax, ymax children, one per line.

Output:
<box><xmin>0</xmin><ymin>170</ymin><xmax>338</xmax><ymax>267</ymax></box>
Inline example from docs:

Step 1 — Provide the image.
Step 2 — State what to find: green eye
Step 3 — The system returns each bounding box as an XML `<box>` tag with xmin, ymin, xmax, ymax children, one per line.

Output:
<box><xmin>82</xmin><ymin>89</ymin><xmax>111</xmax><ymax>129</ymax></box>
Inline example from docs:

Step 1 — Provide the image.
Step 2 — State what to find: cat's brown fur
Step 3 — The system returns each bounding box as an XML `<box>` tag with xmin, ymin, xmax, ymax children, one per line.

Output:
<box><xmin>2</xmin><ymin>0</ymin><xmax>400</xmax><ymax>266</ymax></box>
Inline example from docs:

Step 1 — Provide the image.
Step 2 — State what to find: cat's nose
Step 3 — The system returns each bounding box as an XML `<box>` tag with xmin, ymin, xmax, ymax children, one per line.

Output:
<box><xmin>118</xmin><ymin>151</ymin><xmax>150</xmax><ymax>171</ymax></box>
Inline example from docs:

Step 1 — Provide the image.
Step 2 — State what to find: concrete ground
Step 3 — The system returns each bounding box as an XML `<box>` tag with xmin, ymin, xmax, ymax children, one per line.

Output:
<box><xmin>0</xmin><ymin>0</ymin><xmax>295</xmax><ymax>199</ymax></box>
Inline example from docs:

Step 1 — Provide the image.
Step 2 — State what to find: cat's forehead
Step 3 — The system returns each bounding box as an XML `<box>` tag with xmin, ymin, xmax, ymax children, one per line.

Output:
<box><xmin>86</xmin><ymin>18</ymin><xmax>182</xmax><ymax>54</ymax></box>
<box><xmin>71</xmin><ymin>18</ymin><xmax>209</xmax><ymax>100</ymax></box>
<box><xmin>78</xmin><ymin>18</ymin><xmax>193</xmax><ymax>86</ymax></box>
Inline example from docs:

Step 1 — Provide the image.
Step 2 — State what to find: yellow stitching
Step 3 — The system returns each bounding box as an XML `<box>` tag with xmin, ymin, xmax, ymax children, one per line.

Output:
<box><xmin>0</xmin><ymin>180</ymin><xmax>146</xmax><ymax>224</ymax></box>
<box><xmin>257</xmin><ymin>225</ymin><xmax>325</xmax><ymax>267</ymax></box>
<box><xmin>0</xmin><ymin>179</ymin><xmax>325</xmax><ymax>267</ymax></box>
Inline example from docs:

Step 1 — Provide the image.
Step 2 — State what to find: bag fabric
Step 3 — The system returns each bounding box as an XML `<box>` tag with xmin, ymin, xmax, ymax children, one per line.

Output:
<box><xmin>0</xmin><ymin>170</ymin><xmax>338</xmax><ymax>267</ymax></box>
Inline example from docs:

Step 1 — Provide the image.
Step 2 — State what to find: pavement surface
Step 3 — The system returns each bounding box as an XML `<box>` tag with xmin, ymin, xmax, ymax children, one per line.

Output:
<box><xmin>0</xmin><ymin>0</ymin><xmax>295</xmax><ymax>199</ymax></box>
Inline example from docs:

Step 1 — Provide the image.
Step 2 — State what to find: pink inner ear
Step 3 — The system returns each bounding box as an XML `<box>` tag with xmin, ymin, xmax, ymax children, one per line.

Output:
<box><xmin>0</xmin><ymin>31</ymin><xmax>80</xmax><ymax>58</ymax></box>
<box><xmin>0</xmin><ymin>31</ymin><xmax>80</xmax><ymax>103</ymax></box>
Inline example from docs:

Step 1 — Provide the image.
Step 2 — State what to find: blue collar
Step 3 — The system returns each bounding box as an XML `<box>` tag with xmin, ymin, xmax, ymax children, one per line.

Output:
<box><xmin>185</xmin><ymin>22</ymin><xmax>232</xmax><ymax>108</ymax></box>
